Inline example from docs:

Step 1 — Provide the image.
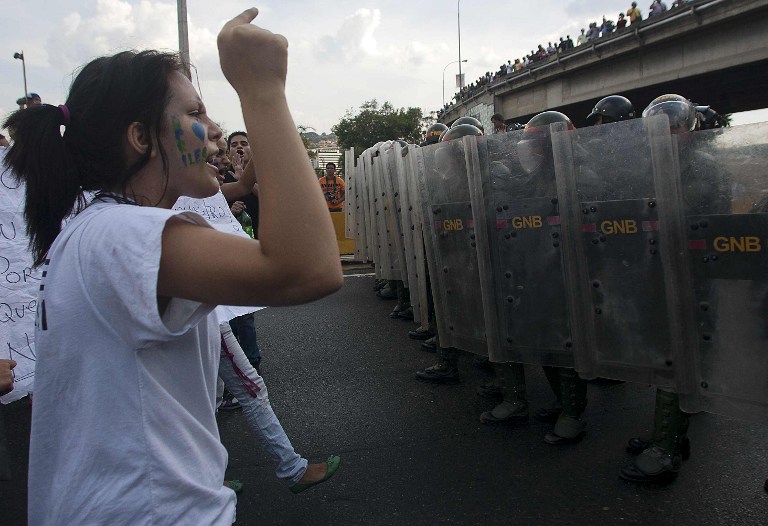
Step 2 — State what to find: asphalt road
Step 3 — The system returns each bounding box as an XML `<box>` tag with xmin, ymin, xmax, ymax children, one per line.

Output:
<box><xmin>220</xmin><ymin>269</ymin><xmax>768</xmax><ymax>526</ymax></box>
<box><xmin>2</xmin><ymin>268</ymin><xmax>767</xmax><ymax>525</ymax></box>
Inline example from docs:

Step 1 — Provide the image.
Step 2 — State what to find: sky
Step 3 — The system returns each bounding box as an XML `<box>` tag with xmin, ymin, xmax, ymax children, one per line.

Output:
<box><xmin>1</xmin><ymin>0</ymin><xmax>766</xmax><ymax>136</ymax></box>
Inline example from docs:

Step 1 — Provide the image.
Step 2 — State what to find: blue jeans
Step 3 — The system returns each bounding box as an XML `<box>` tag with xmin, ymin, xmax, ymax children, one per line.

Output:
<box><xmin>229</xmin><ymin>313</ymin><xmax>261</xmax><ymax>363</ymax></box>
<box><xmin>219</xmin><ymin>322</ymin><xmax>307</xmax><ymax>485</ymax></box>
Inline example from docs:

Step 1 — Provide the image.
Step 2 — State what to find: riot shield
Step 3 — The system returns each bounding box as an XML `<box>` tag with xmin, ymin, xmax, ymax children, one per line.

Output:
<box><xmin>379</xmin><ymin>144</ymin><xmax>405</xmax><ymax>282</ymax></box>
<box><xmin>659</xmin><ymin>122</ymin><xmax>768</xmax><ymax>422</ymax></box>
<box><xmin>468</xmin><ymin>128</ymin><xmax>574</xmax><ymax>366</ymax></box>
<box><xmin>404</xmin><ymin>146</ymin><xmax>431</xmax><ymax>326</ymax></box>
<box><xmin>345</xmin><ymin>148</ymin><xmax>367</xmax><ymax>261</ymax></box>
<box><xmin>343</xmin><ymin>148</ymin><xmax>359</xmax><ymax>257</ymax></box>
<box><xmin>394</xmin><ymin>144</ymin><xmax>422</xmax><ymax>322</ymax></box>
<box><xmin>370</xmin><ymin>150</ymin><xmax>386</xmax><ymax>276</ymax></box>
<box><xmin>552</xmin><ymin>116</ymin><xmax>680</xmax><ymax>387</ymax></box>
<box><xmin>417</xmin><ymin>137</ymin><xmax>487</xmax><ymax>356</ymax></box>
<box><xmin>359</xmin><ymin>148</ymin><xmax>381</xmax><ymax>270</ymax></box>
<box><xmin>372</xmin><ymin>144</ymin><xmax>399</xmax><ymax>281</ymax></box>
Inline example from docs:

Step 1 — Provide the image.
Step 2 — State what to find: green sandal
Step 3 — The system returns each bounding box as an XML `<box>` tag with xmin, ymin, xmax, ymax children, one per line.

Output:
<box><xmin>290</xmin><ymin>455</ymin><xmax>341</xmax><ymax>494</ymax></box>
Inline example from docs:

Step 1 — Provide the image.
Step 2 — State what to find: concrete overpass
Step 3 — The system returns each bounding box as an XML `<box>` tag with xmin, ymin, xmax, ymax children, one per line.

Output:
<box><xmin>440</xmin><ymin>0</ymin><xmax>768</xmax><ymax>128</ymax></box>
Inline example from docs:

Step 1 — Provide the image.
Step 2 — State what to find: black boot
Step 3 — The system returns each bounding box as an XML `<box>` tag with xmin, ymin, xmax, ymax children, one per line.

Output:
<box><xmin>480</xmin><ymin>363</ymin><xmax>528</xmax><ymax>424</ymax></box>
<box><xmin>544</xmin><ymin>368</ymin><xmax>587</xmax><ymax>444</ymax></box>
<box><xmin>420</xmin><ymin>336</ymin><xmax>437</xmax><ymax>352</ymax></box>
<box><xmin>620</xmin><ymin>389</ymin><xmax>690</xmax><ymax>483</ymax></box>
<box><xmin>390</xmin><ymin>281</ymin><xmax>411</xmax><ymax>317</ymax></box>
<box><xmin>408</xmin><ymin>327</ymin><xmax>435</xmax><ymax>340</ymax></box>
<box><xmin>416</xmin><ymin>346</ymin><xmax>459</xmax><ymax>384</ymax></box>
<box><xmin>535</xmin><ymin>366</ymin><xmax>563</xmax><ymax>424</ymax></box>
<box><xmin>626</xmin><ymin>436</ymin><xmax>690</xmax><ymax>460</ymax></box>
<box><xmin>377</xmin><ymin>280</ymin><xmax>398</xmax><ymax>300</ymax></box>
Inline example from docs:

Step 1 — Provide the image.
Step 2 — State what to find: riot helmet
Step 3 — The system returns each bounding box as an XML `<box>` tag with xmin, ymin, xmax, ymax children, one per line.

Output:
<box><xmin>586</xmin><ymin>95</ymin><xmax>635</xmax><ymax>125</ymax></box>
<box><xmin>518</xmin><ymin>111</ymin><xmax>574</xmax><ymax>174</ymax></box>
<box><xmin>695</xmin><ymin>105</ymin><xmax>728</xmax><ymax>130</ymax></box>
<box><xmin>439</xmin><ymin>123</ymin><xmax>483</xmax><ymax>142</ymax></box>
<box><xmin>451</xmin><ymin>116</ymin><xmax>485</xmax><ymax>133</ymax></box>
<box><xmin>642</xmin><ymin>94</ymin><xmax>697</xmax><ymax>133</ymax></box>
<box><xmin>423</xmin><ymin>123</ymin><xmax>448</xmax><ymax>145</ymax></box>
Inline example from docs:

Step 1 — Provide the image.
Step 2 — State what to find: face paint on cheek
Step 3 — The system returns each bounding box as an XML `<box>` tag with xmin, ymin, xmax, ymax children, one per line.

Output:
<box><xmin>173</xmin><ymin>116</ymin><xmax>188</xmax><ymax>158</ymax></box>
<box><xmin>172</xmin><ymin>116</ymin><xmax>183</xmax><ymax>141</ymax></box>
<box><xmin>192</xmin><ymin>122</ymin><xmax>206</xmax><ymax>141</ymax></box>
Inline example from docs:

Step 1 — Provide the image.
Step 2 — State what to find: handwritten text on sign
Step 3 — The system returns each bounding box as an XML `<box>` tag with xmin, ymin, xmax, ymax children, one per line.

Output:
<box><xmin>0</xmin><ymin>155</ymin><xmax>40</xmax><ymax>404</ymax></box>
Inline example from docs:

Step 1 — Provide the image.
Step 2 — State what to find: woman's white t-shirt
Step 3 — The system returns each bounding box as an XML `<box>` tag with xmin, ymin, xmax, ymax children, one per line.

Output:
<box><xmin>28</xmin><ymin>201</ymin><xmax>236</xmax><ymax>525</ymax></box>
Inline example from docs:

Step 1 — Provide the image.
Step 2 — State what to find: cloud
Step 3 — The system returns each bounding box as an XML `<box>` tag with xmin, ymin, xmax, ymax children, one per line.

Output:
<box><xmin>316</xmin><ymin>9</ymin><xmax>382</xmax><ymax>63</ymax></box>
<box><xmin>47</xmin><ymin>0</ymin><xmax>217</xmax><ymax>72</ymax></box>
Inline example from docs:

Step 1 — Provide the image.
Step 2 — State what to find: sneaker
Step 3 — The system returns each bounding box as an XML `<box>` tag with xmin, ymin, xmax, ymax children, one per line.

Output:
<box><xmin>415</xmin><ymin>363</ymin><xmax>460</xmax><ymax>384</ymax></box>
<box><xmin>219</xmin><ymin>398</ymin><xmax>241</xmax><ymax>411</ymax></box>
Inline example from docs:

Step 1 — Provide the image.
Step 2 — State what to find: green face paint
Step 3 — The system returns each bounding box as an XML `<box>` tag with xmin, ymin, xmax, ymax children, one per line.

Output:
<box><xmin>172</xmin><ymin>115</ymin><xmax>209</xmax><ymax>167</ymax></box>
<box><xmin>173</xmin><ymin>116</ymin><xmax>188</xmax><ymax>163</ymax></box>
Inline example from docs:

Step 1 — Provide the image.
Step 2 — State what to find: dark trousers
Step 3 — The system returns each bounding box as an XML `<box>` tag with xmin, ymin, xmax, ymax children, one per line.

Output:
<box><xmin>229</xmin><ymin>313</ymin><xmax>261</xmax><ymax>363</ymax></box>
<box><xmin>0</xmin><ymin>398</ymin><xmax>32</xmax><ymax>524</ymax></box>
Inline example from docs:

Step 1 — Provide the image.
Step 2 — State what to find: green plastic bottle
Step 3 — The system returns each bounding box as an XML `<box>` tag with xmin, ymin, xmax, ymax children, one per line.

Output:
<box><xmin>239</xmin><ymin>210</ymin><xmax>254</xmax><ymax>239</ymax></box>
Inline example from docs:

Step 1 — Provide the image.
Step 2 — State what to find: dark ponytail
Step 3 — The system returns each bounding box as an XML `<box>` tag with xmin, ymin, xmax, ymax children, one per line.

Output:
<box><xmin>2</xmin><ymin>51</ymin><xmax>183</xmax><ymax>267</ymax></box>
<box><xmin>3</xmin><ymin>105</ymin><xmax>82</xmax><ymax>267</ymax></box>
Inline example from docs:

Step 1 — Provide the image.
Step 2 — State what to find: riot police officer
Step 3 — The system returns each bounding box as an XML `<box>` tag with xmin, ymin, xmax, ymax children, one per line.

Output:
<box><xmin>477</xmin><ymin>111</ymin><xmax>590</xmax><ymax>445</ymax></box>
<box><xmin>415</xmin><ymin>123</ymin><xmax>484</xmax><ymax>384</ymax></box>
<box><xmin>585</xmin><ymin>95</ymin><xmax>636</xmax><ymax>126</ymax></box>
<box><xmin>420</xmin><ymin>123</ymin><xmax>449</xmax><ymax>147</ymax></box>
<box><xmin>619</xmin><ymin>94</ymin><xmax>711</xmax><ymax>483</ymax></box>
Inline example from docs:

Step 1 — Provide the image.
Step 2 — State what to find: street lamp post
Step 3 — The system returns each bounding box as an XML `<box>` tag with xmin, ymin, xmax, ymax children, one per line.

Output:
<box><xmin>457</xmin><ymin>0</ymin><xmax>463</xmax><ymax>89</ymax></box>
<box><xmin>443</xmin><ymin>60</ymin><xmax>468</xmax><ymax>107</ymax></box>
<box><xmin>13</xmin><ymin>51</ymin><xmax>28</xmax><ymax>105</ymax></box>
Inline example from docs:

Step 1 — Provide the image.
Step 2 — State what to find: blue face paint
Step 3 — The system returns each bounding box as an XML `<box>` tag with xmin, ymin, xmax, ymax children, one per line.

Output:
<box><xmin>172</xmin><ymin>116</ymin><xmax>184</xmax><ymax>141</ymax></box>
<box><xmin>192</xmin><ymin>122</ymin><xmax>206</xmax><ymax>141</ymax></box>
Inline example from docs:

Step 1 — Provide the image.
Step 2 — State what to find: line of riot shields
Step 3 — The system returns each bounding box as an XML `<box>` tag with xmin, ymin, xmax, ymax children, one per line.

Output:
<box><xmin>346</xmin><ymin>116</ymin><xmax>768</xmax><ymax>424</ymax></box>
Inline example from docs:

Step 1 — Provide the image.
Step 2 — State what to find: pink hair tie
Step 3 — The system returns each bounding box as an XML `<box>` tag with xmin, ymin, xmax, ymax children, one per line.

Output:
<box><xmin>58</xmin><ymin>104</ymin><xmax>71</xmax><ymax>126</ymax></box>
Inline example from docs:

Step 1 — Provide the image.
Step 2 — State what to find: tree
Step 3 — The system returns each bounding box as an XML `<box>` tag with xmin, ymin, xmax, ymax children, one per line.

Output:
<box><xmin>332</xmin><ymin>100</ymin><xmax>423</xmax><ymax>156</ymax></box>
<box><xmin>297</xmin><ymin>124</ymin><xmax>317</xmax><ymax>162</ymax></box>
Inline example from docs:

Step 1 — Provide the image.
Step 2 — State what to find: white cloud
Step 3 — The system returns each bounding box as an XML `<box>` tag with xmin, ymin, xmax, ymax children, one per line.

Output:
<box><xmin>317</xmin><ymin>9</ymin><xmax>382</xmax><ymax>63</ymax></box>
<box><xmin>2</xmin><ymin>0</ymin><xmax>766</xmax><ymax>136</ymax></box>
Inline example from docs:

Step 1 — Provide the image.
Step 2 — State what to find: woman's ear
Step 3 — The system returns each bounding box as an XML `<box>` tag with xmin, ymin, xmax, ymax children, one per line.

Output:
<box><xmin>126</xmin><ymin>121</ymin><xmax>157</xmax><ymax>158</ymax></box>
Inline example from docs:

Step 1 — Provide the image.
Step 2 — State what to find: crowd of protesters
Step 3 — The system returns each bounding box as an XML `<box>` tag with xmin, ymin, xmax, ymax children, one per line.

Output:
<box><xmin>438</xmin><ymin>0</ymin><xmax>694</xmax><ymax>116</ymax></box>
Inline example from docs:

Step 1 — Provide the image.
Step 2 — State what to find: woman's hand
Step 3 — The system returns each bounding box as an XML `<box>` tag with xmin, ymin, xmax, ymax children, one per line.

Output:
<box><xmin>218</xmin><ymin>8</ymin><xmax>288</xmax><ymax>100</ymax></box>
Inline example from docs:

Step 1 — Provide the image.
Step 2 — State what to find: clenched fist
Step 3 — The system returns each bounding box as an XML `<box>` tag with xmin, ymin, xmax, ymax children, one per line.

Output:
<box><xmin>218</xmin><ymin>8</ymin><xmax>289</xmax><ymax>100</ymax></box>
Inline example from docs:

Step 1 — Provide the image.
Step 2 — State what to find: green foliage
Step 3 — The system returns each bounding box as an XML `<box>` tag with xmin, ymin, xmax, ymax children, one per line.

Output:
<box><xmin>297</xmin><ymin>124</ymin><xmax>314</xmax><ymax>150</ymax></box>
<box><xmin>332</xmin><ymin>100</ymin><xmax>423</xmax><ymax>155</ymax></box>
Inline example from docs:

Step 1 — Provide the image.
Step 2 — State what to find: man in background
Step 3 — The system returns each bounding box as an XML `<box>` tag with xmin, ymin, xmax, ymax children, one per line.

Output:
<box><xmin>319</xmin><ymin>162</ymin><xmax>345</xmax><ymax>212</ymax></box>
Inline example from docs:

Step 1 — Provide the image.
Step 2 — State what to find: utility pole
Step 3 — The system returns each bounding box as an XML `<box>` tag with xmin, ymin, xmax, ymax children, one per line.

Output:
<box><xmin>177</xmin><ymin>0</ymin><xmax>191</xmax><ymax>79</ymax></box>
<box><xmin>13</xmin><ymin>51</ymin><xmax>28</xmax><ymax>103</ymax></box>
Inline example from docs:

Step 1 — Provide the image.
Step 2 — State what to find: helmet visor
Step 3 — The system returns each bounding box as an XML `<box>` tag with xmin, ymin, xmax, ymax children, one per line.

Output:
<box><xmin>643</xmin><ymin>100</ymin><xmax>696</xmax><ymax>132</ymax></box>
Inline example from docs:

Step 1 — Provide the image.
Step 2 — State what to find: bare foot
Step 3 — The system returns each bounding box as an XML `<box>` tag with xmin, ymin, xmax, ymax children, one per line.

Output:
<box><xmin>297</xmin><ymin>462</ymin><xmax>328</xmax><ymax>484</ymax></box>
